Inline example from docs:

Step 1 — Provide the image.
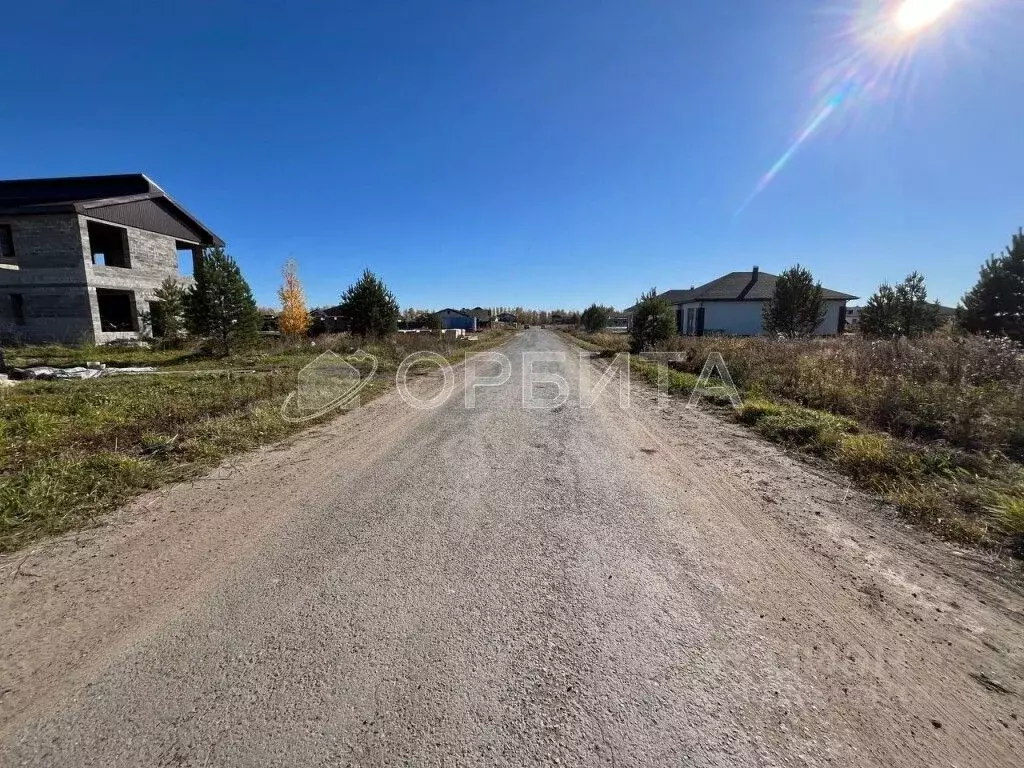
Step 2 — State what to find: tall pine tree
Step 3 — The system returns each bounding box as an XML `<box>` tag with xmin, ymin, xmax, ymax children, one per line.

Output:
<box><xmin>959</xmin><ymin>229</ymin><xmax>1024</xmax><ymax>343</ymax></box>
<box><xmin>185</xmin><ymin>246</ymin><xmax>260</xmax><ymax>355</ymax></box>
<box><xmin>186</xmin><ymin>248</ymin><xmax>212</xmax><ymax>336</ymax></box>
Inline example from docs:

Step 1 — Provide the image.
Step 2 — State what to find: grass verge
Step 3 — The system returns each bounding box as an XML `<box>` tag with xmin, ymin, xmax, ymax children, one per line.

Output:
<box><xmin>561</xmin><ymin>329</ymin><xmax>1024</xmax><ymax>555</ymax></box>
<box><xmin>1</xmin><ymin>330</ymin><xmax>512</xmax><ymax>552</ymax></box>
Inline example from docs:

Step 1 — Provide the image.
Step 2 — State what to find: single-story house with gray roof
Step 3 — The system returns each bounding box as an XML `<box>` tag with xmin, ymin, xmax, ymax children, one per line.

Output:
<box><xmin>627</xmin><ymin>266</ymin><xmax>857</xmax><ymax>337</ymax></box>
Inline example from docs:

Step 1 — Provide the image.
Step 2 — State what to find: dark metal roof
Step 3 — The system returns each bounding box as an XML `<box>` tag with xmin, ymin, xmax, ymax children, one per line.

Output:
<box><xmin>311</xmin><ymin>305</ymin><xmax>345</xmax><ymax>316</ymax></box>
<box><xmin>680</xmin><ymin>271</ymin><xmax>856</xmax><ymax>302</ymax></box>
<box><xmin>623</xmin><ymin>272</ymin><xmax>856</xmax><ymax>313</ymax></box>
<box><xmin>657</xmin><ymin>289</ymin><xmax>698</xmax><ymax>304</ymax></box>
<box><xmin>0</xmin><ymin>173</ymin><xmax>224</xmax><ymax>246</ymax></box>
<box><xmin>623</xmin><ymin>289</ymin><xmax>693</xmax><ymax>314</ymax></box>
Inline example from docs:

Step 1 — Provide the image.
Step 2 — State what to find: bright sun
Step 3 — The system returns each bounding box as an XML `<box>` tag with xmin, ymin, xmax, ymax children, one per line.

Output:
<box><xmin>895</xmin><ymin>0</ymin><xmax>957</xmax><ymax>33</ymax></box>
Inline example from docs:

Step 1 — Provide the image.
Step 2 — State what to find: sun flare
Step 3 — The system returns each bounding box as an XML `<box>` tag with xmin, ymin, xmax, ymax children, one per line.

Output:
<box><xmin>895</xmin><ymin>0</ymin><xmax>957</xmax><ymax>33</ymax></box>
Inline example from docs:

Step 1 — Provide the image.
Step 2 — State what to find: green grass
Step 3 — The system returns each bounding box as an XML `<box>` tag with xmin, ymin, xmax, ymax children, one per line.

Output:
<box><xmin>0</xmin><ymin>330</ymin><xmax>512</xmax><ymax>552</ymax></box>
<box><xmin>629</xmin><ymin>357</ymin><xmax>699</xmax><ymax>396</ymax></box>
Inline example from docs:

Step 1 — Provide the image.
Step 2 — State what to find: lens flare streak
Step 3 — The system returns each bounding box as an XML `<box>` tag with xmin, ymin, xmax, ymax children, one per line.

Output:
<box><xmin>734</xmin><ymin>84</ymin><xmax>854</xmax><ymax>217</ymax></box>
<box><xmin>735</xmin><ymin>0</ymin><xmax>963</xmax><ymax>216</ymax></box>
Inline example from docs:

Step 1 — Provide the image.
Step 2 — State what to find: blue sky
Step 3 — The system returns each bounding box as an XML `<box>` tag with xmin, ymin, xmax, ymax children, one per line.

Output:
<box><xmin>2</xmin><ymin>1</ymin><xmax>1021</xmax><ymax>310</ymax></box>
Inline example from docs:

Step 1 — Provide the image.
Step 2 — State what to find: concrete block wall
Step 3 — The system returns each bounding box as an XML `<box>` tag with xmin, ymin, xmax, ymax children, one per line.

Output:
<box><xmin>0</xmin><ymin>214</ymin><xmax>96</xmax><ymax>343</ymax></box>
<box><xmin>0</xmin><ymin>213</ymin><xmax>196</xmax><ymax>344</ymax></box>
<box><xmin>80</xmin><ymin>217</ymin><xmax>190</xmax><ymax>343</ymax></box>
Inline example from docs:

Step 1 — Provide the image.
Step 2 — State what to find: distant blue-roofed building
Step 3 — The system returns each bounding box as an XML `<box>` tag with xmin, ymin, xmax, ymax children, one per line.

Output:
<box><xmin>434</xmin><ymin>308</ymin><xmax>477</xmax><ymax>332</ymax></box>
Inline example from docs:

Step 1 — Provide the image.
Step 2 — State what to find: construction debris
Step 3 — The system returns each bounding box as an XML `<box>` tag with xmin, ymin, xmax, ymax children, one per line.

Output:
<box><xmin>9</xmin><ymin>365</ymin><xmax>158</xmax><ymax>381</ymax></box>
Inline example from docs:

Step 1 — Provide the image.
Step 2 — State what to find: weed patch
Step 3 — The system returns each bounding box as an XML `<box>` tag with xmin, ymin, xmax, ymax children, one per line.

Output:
<box><xmin>562</xmin><ymin>329</ymin><xmax>1024</xmax><ymax>553</ymax></box>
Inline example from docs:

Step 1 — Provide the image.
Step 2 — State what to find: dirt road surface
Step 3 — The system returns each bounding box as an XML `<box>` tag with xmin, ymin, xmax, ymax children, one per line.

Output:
<box><xmin>2</xmin><ymin>329</ymin><xmax>1022</xmax><ymax>766</ymax></box>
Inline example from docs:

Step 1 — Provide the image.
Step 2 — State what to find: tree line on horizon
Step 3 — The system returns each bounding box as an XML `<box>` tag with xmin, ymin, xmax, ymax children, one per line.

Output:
<box><xmin>149</xmin><ymin>225</ymin><xmax>1024</xmax><ymax>356</ymax></box>
<box><xmin>147</xmin><ymin>252</ymin><xmax>586</xmax><ymax>354</ymax></box>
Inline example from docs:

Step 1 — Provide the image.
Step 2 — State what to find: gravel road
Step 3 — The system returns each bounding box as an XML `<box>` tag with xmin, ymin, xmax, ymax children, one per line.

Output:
<box><xmin>2</xmin><ymin>329</ymin><xmax>1023</xmax><ymax>767</ymax></box>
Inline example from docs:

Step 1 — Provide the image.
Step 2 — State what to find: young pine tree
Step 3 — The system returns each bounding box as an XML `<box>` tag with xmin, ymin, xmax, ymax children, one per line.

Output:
<box><xmin>338</xmin><ymin>269</ymin><xmax>401</xmax><ymax>338</ymax></box>
<box><xmin>762</xmin><ymin>265</ymin><xmax>826</xmax><ymax>338</ymax></box>
<box><xmin>278</xmin><ymin>258</ymin><xmax>311</xmax><ymax>338</ymax></box>
<box><xmin>858</xmin><ymin>282</ymin><xmax>901</xmax><ymax>338</ymax></box>
<box><xmin>860</xmin><ymin>272</ymin><xmax>940</xmax><ymax>338</ymax></box>
<box><xmin>629</xmin><ymin>289</ymin><xmax>675</xmax><ymax>353</ymax></box>
<box><xmin>186</xmin><ymin>246</ymin><xmax>260</xmax><ymax>355</ymax></box>
<box><xmin>147</xmin><ymin>278</ymin><xmax>188</xmax><ymax>347</ymax></box>
<box><xmin>959</xmin><ymin>229</ymin><xmax>1024</xmax><ymax>343</ymax></box>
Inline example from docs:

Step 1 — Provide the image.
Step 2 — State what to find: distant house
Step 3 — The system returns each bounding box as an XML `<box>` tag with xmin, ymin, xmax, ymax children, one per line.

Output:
<box><xmin>606</xmin><ymin>314</ymin><xmax>629</xmax><ymax>333</ymax></box>
<box><xmin>434</xmin><ymin>308</ymin><xmax>477</xmax><ymax>331</ymax></box>
<box><xmin>845</xmin><ymin>305</ymin><xmax>862</xmax><ymax>330</ymax></box>
<box><xmin>462</xmin><ymin>307</ymin><xmax>492</xmax><ymax>329</ymax></box>
<box><xmin>496</xmin><ymin>312</ymin><xmax>518</xmax><ymax>325</ymax></box>
<box><xmin>937</xmin><ymin>305</ymin><xmax>958</xmax><ymax>324</ymax></box>
<box><xmin>631</xmin><ymin>267</ymin><xmax>857</xmax><ymax>337</ymax></box>
<box><xmin>310</xmin><ymin>305</ymin><xmax>347</xmax><ymax>334</ymax></box>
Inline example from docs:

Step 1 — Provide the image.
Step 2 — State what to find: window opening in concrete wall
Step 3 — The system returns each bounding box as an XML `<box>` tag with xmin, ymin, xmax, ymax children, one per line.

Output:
<box><xmin>96</xmin><ymin>288</ymin><xmax>137</xmax><ymax>332</ymax></box>
<box><xmin>11</xmin><ymin>293</ymin><xmax>25</xmax><ymax>325</ymax></box>
<box><xmin>175</xmin><ymin>242</ymin><xmax>200</xmax><ymax>277</ymax></box>
<box><xmin>0</xmin><ymin>225</ymin><xmax>15</xmax><ymax>263</ymax></box>
<box><xmin>88</xmin><ymin>221</ymin><xmax>130</xmax><ymax>268</ymax></box>
<box><xmin>148</xmin><ymin>301</ymin><xmax>165</xmax><ymax>337</ymax></box>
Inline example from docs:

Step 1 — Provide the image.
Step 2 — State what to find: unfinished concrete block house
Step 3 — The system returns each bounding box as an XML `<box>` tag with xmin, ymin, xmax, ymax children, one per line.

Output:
<box><xmin>0</xmin><ymin>174</ymin><xmax>223</xmax><ymax>344</ymax></box>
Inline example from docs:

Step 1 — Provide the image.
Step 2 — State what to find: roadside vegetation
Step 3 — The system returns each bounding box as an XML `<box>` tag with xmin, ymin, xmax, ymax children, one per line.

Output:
<box><xmin>569</xmin><ymin>231</ymin><xmax>1024</xmax><ymax>555</ymax></box>
<box><xmin>0</xmin><ymin>259</ymin><xmax>510</xmax><ymax>552</ymax></box>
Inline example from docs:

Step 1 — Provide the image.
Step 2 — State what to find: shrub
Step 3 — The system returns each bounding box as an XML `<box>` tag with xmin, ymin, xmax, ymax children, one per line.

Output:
<box><xmin>644</xmin><ymin>331</ymin><xmax>1024</xmax><ymax>455</ymax></box>
<box><xmin>580</xmin><ymin>304</ymin><xmax>613</xmax><ymax>334</ymax></box>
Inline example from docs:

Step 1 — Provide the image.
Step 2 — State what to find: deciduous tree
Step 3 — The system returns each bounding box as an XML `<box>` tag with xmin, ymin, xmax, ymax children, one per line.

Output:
<box><xmin>413</xmin><ymin>312</ymin><xmax>442</xmax><ymax>331</ymax></box>
<box><xmin>278</xmin><ymin>258</ymin><xmax>311</xmax><ymax>338</ymax></box>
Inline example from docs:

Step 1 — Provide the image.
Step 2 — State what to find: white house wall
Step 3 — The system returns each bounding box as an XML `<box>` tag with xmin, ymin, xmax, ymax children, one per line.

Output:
<box><xmin>678</xmin><ymin>300</ymin><xmax>846</xmax><ymax>336</ymax></box>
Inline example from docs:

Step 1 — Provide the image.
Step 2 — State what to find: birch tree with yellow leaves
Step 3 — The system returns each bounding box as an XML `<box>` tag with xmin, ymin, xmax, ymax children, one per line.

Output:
<box><xmin>278</xmin><ymin>258</ymin><xmax>311</xmax><ymax>338</ymax></box>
